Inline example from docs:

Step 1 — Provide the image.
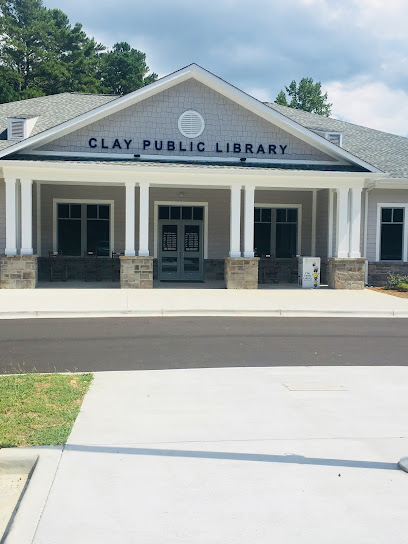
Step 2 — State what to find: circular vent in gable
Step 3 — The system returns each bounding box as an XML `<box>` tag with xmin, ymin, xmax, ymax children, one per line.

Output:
<box><xmin>178</xmin><ymin>110</ymin><xmax>205</xmax><ymax>139</ymax></box>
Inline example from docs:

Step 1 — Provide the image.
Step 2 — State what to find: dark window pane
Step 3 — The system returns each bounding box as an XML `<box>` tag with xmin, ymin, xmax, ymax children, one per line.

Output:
<box><xmin>262</xmin><ymin>208</ymin><xmax>272</xmax><ymax>223</ymax></box>
<box><xmin>184</xmin><ymin>257</ymin><xmax>199</xmax><ymax>272</ymax></box>
<box><xmin>58</xmin><ymin>219</ymin><xmax>81</xmax><ymax>256</ymax></box>
<box><xmin>393</xmin><ymin>208</ymin><xmax>404</xmax><ymax>223</ymax></box>
<box><xmin>193</xmin><ymin>207</ymin><xmax>204</xmax><ymax>220</ymax></box>
<box><xmin>182</xmin><ymin>207</ymin><xmax>192</xmax><ymax>220</ymax></box>
<box><xmin>87</xmin><ymin>205</ymin><xmax>97</xmax><ymax>219</ymax></box>
<box><xmin>159</xmin><ymin>206</ymin><xmax>169</xmax><ymax>220</ymax></box>
<box><xmin>276</xmin><ymin>209</ymin><xmax>286</xmax><ymax>222</ymax></box>
<box><xmin>287</xmin><ymin>209</ymin><xmax>298</xmax><ymax>222</ymax></box>
<box><xmin>276</xmin><ymin>223</ymin><xmax>297</xmax><ymax>258</ymax></box>
<box><xmin>382</xmin><ymin>208</ymin><xmax>392</xmax><ymax>222</ymax></box>
<box><xmin>170</xmin><ymin>206</ymin><xmax>181</xmax><ymax>219</ymax></box>
<box><xmin>87</xmin><ymin>220</ymin><xmax>110</xmax><ymax>256</ymax></box>
<box><xmin>254</xmin><ymin>208</ymin><xmax>261</xmax><ymax>222</ymax></box>
<box><xmin>184</xmin><ymin>225</ymin><xmax>199</xmax><ymax>252</ymax></box>
<box><xmin>162</xmin><ymin>225</ymin><xmax>178</xmax><ymax>251</ymax></box>
<box><xmin>58</xmin><ymin>204</ymin><xmax>69</xmax><ymax>218</ymax></box>
<box><xmin>71</xmin><ymin>204</ymin><xmax>81</xmax><ymax>219</ymax></box>
<box><xmin>254</xmin><ymin>223</ymin><xmax>271</xmax><ymax>256</ymax></box>
<box><xmin>162</xmin><ymin>256</ymin><xmax>178</xmax><ymax>272</ymax></box>
<box><xmin>381</xmin><ymin>224</ymin><xmax>403</xmax><ymax>260</ymax></box>
<box><xmin>99</xmin><ymin>205</ymin><xmax>110</xmax><ymax>220</ymax></box>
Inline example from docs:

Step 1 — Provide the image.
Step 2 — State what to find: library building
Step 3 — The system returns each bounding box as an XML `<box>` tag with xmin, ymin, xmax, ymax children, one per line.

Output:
<box><xmin>0</xmin><ymin>64</ymin><xmax>407</xmax><ymax>289</ymax></box>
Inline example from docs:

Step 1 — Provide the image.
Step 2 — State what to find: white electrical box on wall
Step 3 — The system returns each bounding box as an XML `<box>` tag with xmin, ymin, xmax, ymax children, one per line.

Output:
<box><xmin>298</xmin><ymin>257</ymin><xmax>321</xmax><ymax>289</ymax></box>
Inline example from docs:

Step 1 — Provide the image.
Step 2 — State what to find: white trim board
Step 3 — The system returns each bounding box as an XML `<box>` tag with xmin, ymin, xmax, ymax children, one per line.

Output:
<box><xmin>52</xmin><ymin>198</ymin><xmax>115</xmax><ymax>257</ymax></box>
<box><xmin>0</xmin><ymin>63</ymin><xmax>382</xmax><ymax>173</ymax></box>
<box><xmin>375</xmin><ymin>202</ymin><xmax>408</xmax><ymax>262</ymax></box>
<box><xmin>153</xmin><ymin>201</ymin><xmax>209</xmax><ymax>259</ymax></box>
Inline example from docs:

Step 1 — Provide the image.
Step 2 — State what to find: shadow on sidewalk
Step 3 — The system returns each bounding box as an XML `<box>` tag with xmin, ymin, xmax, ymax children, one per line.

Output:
<box><xmin>64</xmin><ymin>444</ymin><xmax>398</xmax><ymax>471</ymax></box>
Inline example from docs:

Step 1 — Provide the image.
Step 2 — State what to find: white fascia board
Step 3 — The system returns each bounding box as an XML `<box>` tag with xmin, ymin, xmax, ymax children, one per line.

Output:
<box><xmin>0</xmin><ymin>64</ymin><xmax>384</xmax><ymax>175</ymax></box>
<box><xmin>0</xmin><ymin>159</ymin><xmax>382</xmax><ymax>189</ymax></box>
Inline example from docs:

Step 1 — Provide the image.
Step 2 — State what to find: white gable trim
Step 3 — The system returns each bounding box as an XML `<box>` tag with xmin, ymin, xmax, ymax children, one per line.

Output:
<box><xmin>0</xmin><ymin>65</ymin><xmax>382</xmax><ymax>174</ymax></box>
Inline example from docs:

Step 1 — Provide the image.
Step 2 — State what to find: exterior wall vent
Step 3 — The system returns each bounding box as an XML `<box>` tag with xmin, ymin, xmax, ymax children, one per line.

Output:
<box><xmin>178</xmin><ymin>110</ymin><xmax>205</xmax><ymax>139</ymax></box>
<box><xmin>7</xmin><ymin>117</ymin><xmax>38</xmax><ymax>141</ymax></box>
<box><xmin>315</xmin><ymin>130</ymin><xmax>343</xmax><ymax>147</ymax></box>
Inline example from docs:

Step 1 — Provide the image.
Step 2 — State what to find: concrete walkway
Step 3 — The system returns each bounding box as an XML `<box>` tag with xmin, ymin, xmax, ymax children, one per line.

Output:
<box><xmin>16</xmin><ymin>366</ymin><xmax>408</xmax><ymax>544</ymax></box>
<box><xmin>1</xmin><ymin>287</ymin><xmax>408</xmax><ymax>319</ymax></box>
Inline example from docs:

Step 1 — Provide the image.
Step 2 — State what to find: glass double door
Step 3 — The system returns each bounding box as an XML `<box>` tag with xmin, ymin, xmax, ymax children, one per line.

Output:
<box><xmin>159</xmin><ymin>220</ymin><xmax>203</xmax><ymax>281</ymax></box>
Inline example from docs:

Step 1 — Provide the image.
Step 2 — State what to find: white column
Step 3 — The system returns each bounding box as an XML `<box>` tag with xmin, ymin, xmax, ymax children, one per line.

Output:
<box><xmin>327</xmin><ymin>189</ymin><xmax>334</xmax><ymax>258</ymax></box>
<box><xmin>138</xmin><ymin>181</ymin><xmax>149</xmax><ymax>257</ymax></box>
<box><xmin>5</xmin><ymin>177</ymin><xmax>17</xmax><ymax>255</ymax></box>
<box><xmin>311</xmin><ymin>189</ymin><xmax>317</xmax><ymax>257</ymax></box>
<box><xmin>349</xmin><ymin>187</ymin><xmax>362</xmax><ymax>258</ymax></box>
<box><xmin>20</xmin><ymin>178</ymin><xmax>33</xmax><ymax>255</ymax></box>
<box><xmin>229</xmin><ymin>185</ymin><xmax>241</xmax><ymax>257</ymax></box>
<box><xmin>243</xmin><ymin>184</ymin><xmax>255</xmax><ymax>258</ymax></box>
<box><xmin>336</xmin><ymin>187</ymin><xmax>350</xmax><ymax>258</ymax></box>
<box><xmin>125</xmin><ymin>181</ymin><xmax>136</xmax><ymax>256</ymax></box>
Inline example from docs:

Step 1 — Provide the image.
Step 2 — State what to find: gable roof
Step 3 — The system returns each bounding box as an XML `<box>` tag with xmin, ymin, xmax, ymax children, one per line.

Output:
<box><xmin>267</xmin><ymin>103</ymin><xmax>408</xmax><ymax>179</ymax></box>
<box><xmin>0</xmin><ymin>92</ymin><xmax>118</xmax><ymax>153</ymax></box>
<box><xmin>0</xmin><ymin>64</ymin><xmax>397</xmax><ymax>176</ymax></box>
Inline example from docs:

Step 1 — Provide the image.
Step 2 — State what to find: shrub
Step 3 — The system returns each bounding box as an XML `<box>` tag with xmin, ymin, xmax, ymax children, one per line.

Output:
<box><xmin>384</xmin><ymin>274</ymin><xmax>408</xmax><ymax>289</ymax></box>
<box><xmin>396</xmin><ymin>283</ymin><xmax>408</xmax><ymax>292</ymax></box>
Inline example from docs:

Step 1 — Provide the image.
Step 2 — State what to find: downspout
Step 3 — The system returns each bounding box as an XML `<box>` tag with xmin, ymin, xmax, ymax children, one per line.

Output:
<box><xmin>364</xmin><ymin>181</ymin><xmax>378</xmax><ymax>285</ymax></box>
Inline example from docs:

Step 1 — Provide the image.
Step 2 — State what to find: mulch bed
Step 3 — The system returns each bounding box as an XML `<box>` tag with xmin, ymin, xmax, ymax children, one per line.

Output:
<box><xmin>367</xmin><ymin>286</ymin><xmax>408</xmax><ymax>299</ymax></box>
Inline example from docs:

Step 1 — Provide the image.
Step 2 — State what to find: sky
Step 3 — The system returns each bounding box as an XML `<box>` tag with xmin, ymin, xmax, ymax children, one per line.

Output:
<box><xmin>43</xmin><ymin>0</ymin><xmax>408</xmax><ymax>137</ymax></box>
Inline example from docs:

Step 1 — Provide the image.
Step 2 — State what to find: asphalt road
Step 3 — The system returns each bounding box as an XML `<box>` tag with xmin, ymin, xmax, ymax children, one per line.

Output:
<box><xmin>0</xmin><ymin>317</ymin><xmax>408</xmax><ymax>374</ymax></box>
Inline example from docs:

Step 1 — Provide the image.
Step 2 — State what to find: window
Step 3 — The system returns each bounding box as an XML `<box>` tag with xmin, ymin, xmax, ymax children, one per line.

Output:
<box><xmin>158</xmin><ymin>206</ymin><xmax>204</xmax><ymax>221</ymax></box>
<box><xmin>380</xmin><ymin>207</ymin><xmax>404</xmax><ymax>260</ymax></box>
<box><xmin>254</xmin><ymin>207</ymin><xmax>299</xmax><ymax>258</ymax></box>
<box><xmin>57</xmin><ymin>203</ymin><xmax>111</xmax><ymax>256</ymax></box>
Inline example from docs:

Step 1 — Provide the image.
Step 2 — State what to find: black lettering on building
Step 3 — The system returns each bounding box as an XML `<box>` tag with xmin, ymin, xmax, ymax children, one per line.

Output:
<box><xmin>143</xmin><ymin>140</ymin><xmax>151</xmax><ymax>150</ymax></box>
<box><xmin>269</xmin><ymin>144</ymin><xmax>276</xmax><ymax>154</ymax></box>
<box><xmin>245</xmin><ymin>144</ymin><xmax>253</xmax><ymax>154</ymax></box>
<box><xmin>112</xmin><ymin>139</ymin><xmax>122</xmax><ymax>149</ymax></box>
<box><xmin>101</xmin><ymin>138</ymin><xmax>108</xmax><ymax>149</ymax></box>
<box><xmin>280</xmin><ymin>145</ymin><xmax>287</xmax><ymax>154</ymax></box>
<box><xmin>89</xmin><ymin>138</ymin><xmax>97</xmax><ymax>148</ymax></box>
<box><xmin>124</xmin><ymin>139</ymin><xmax>132</xmax><ymax>149</ymax></box>
<box><xmin>233</xmin><ymin>143</ymin><xmax>241</xmax><ymax>153</ymax></box>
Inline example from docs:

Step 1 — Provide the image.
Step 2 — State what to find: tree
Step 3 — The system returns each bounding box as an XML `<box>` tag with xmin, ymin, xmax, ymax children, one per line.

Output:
<box><xmin>0</xmin><ymin>0</ymin><xmax>157</xmax><ymax>103</ymax></box>
<box><xmin>99</xmin><ymin>42</ymin><xmax>158</xmax><ymax>96</ymax></box>
<box><xmin>275</xmin><ymin>77</ymin><xmax>332</xmax><ymax>116</ymax></box>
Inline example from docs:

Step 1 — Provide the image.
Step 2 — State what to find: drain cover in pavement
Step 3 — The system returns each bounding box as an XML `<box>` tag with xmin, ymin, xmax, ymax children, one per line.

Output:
<box><xmin>283</xmin><ymin>383</ymin><xmax>347</xmax><ymax>391</ymax></box>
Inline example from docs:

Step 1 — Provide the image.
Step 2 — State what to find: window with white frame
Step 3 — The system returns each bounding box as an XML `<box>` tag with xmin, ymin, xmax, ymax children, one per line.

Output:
<box><xmin>57</xmin><ymin>203</ymin><xmax>110</xmax><ymax>256</ymax></box>
<box><xmin>254</xmin><ymin>207</ymin><xmax>299</xmax><ymax>258</ymax></box>
<box><xmin>380</xmin><ymin>207</ymin><xmax>404</xmax><ymax>260</ymax></box>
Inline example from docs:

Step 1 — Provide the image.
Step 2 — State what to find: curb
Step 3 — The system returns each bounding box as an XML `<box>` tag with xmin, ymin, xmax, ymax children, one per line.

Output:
<box><xmin>0</xmin><ymin>308</ymin><xmax>406</xmax><ymax>319</ymax></box>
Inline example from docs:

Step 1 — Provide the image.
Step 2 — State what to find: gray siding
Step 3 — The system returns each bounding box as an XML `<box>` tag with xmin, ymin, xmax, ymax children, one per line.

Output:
<box><xmin>316</xmin><ymin>189</ymin><xmax>328</xmax><ymax>258</ymax></box>
<box><xmin>366</xmin><ymin>188</ymin><xmax>408</xmax><ymax>261</ymax></box>
<box><xmin>38</xmin><ymin>79</ymin><xmax>335</xmax><ymax>163</ymax></box>
<box><xmin>0</xmin><ymin>179</ymin><xmax>5</xmax><ymax>253</ymax></box>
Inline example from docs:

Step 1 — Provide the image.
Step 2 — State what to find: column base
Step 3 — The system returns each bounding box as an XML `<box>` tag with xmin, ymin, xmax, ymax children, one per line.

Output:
<box><xmin>224</xmin><ymin>257</ymin><xmax>259</xmax><ymax>289</ymax></box>
<box><xmin>120</xmin><ymin>256</ymin><xmax>153</xmax><ymax>289</ymax></box>
<box><xmin>0</xmin><ymin>255</ymin><xmax>38</xmax><ymax>289</ymax></box>
<box><xmin>328</xmin><ymin>258</ymin><xmax>365</xmax><ymax>290</ymax></box>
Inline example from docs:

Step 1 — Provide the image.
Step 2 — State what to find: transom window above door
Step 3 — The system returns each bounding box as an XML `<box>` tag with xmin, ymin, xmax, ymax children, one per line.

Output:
<box><xmin>158</xmin><ymin>205</ymin><xmax>204</xmax><ymax>221</ymax></box>
<box><xmin>254</xmin><ymin>207</ymin><xmax>299</xmax><ymax>258</ymax></box>
<box><xmin>57</xmin><ymin>203</ymin><xmax>111</xmax><ymax>256</ymax></box>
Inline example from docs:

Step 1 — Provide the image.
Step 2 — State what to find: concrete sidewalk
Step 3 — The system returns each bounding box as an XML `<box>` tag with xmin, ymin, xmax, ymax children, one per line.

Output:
<box><xmin>13</xmin><ymin>366</ymin><xmax>408</xmax><ymax>544</ymax></box>
<box><xmin>1</xmin><ymin>287</ymin><xmax>408</xmax><ymax>318</ymax></box>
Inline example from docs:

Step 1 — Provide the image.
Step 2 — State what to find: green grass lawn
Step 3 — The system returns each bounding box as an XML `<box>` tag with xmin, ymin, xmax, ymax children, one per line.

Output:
<box><xmin>0</xmin><ymin>373</ymin><xmax>93</xmax><ymax>447</ymax></box>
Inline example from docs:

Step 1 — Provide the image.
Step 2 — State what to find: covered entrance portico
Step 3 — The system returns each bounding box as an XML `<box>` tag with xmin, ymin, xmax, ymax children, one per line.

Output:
<box><xmin>0</xmin><ymin>159</ymin><xmax>373</xmax><ymax>290</ymax></box>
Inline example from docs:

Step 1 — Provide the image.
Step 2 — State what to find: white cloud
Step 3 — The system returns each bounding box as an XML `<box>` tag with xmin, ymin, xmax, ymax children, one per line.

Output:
<box><xmin>325</xmin><ymin>79</ymin><xmax>408</xmax><ymax>137</ymax></box>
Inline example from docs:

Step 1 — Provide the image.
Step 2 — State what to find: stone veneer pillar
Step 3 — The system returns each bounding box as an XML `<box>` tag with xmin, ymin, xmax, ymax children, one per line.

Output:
<box><xmin>224</xmin><ymin>257</ymin><xmax>259</xmax><ymax>289</ymax></box>
<box><xmin>328</xmin><ymin>258</ymin><xmax>365</xmax><ymax>289</ymax></box>
<box><xmin>0</xmin><ymin>255</ymin><xmax>38</xmax><ymax>289</ymax></box>
<box><xmin>120</xmin><ymin>256</ymin><xmax>153</xmax><ymax>289</ymax></box>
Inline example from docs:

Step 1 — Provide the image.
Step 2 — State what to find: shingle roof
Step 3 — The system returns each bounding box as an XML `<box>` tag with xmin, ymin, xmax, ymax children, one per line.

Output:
<box><xmin>266</xmin><ymin>103</ymin><xmax>408</xmax><ymax>179</ymax></box>
<box><xmin>0</xmin><ymin>92</ymin><xmax>118</xmax><ymax>152</ymax></box>
<box><xmin>0</xmin><ymin>90</ymin><xmax>407</xmax><ymax>179</ymax></box>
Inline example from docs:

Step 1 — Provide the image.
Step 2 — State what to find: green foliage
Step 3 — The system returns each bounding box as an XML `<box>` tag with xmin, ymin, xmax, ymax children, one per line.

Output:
<box><xmin>275</xmin><ymin>77</ymin><xmax>332</xmax><ymax>116</ymax></box>
<box><xmin>396</xmin><ymin>283</ymin><xmax>408</xmax><ymax>292</ymax></box>
<box><xmin>384</xmin><ymin>274</ymin><xmax>408</xmax><ymax>290</ymax></box>
<box><xmin>99</xmin><ymin>42</ymin><xmax>158</xmax><ymax>96</ymax></box>
<box><xmin>0</xmin><ymin>373</ymin><xmax>93</xmax><ymax>447</ymax></box>
<box><xmin>0</xmin><ymin>0</ymin><xmax>157</xmax><ymax>103</ymax></box>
